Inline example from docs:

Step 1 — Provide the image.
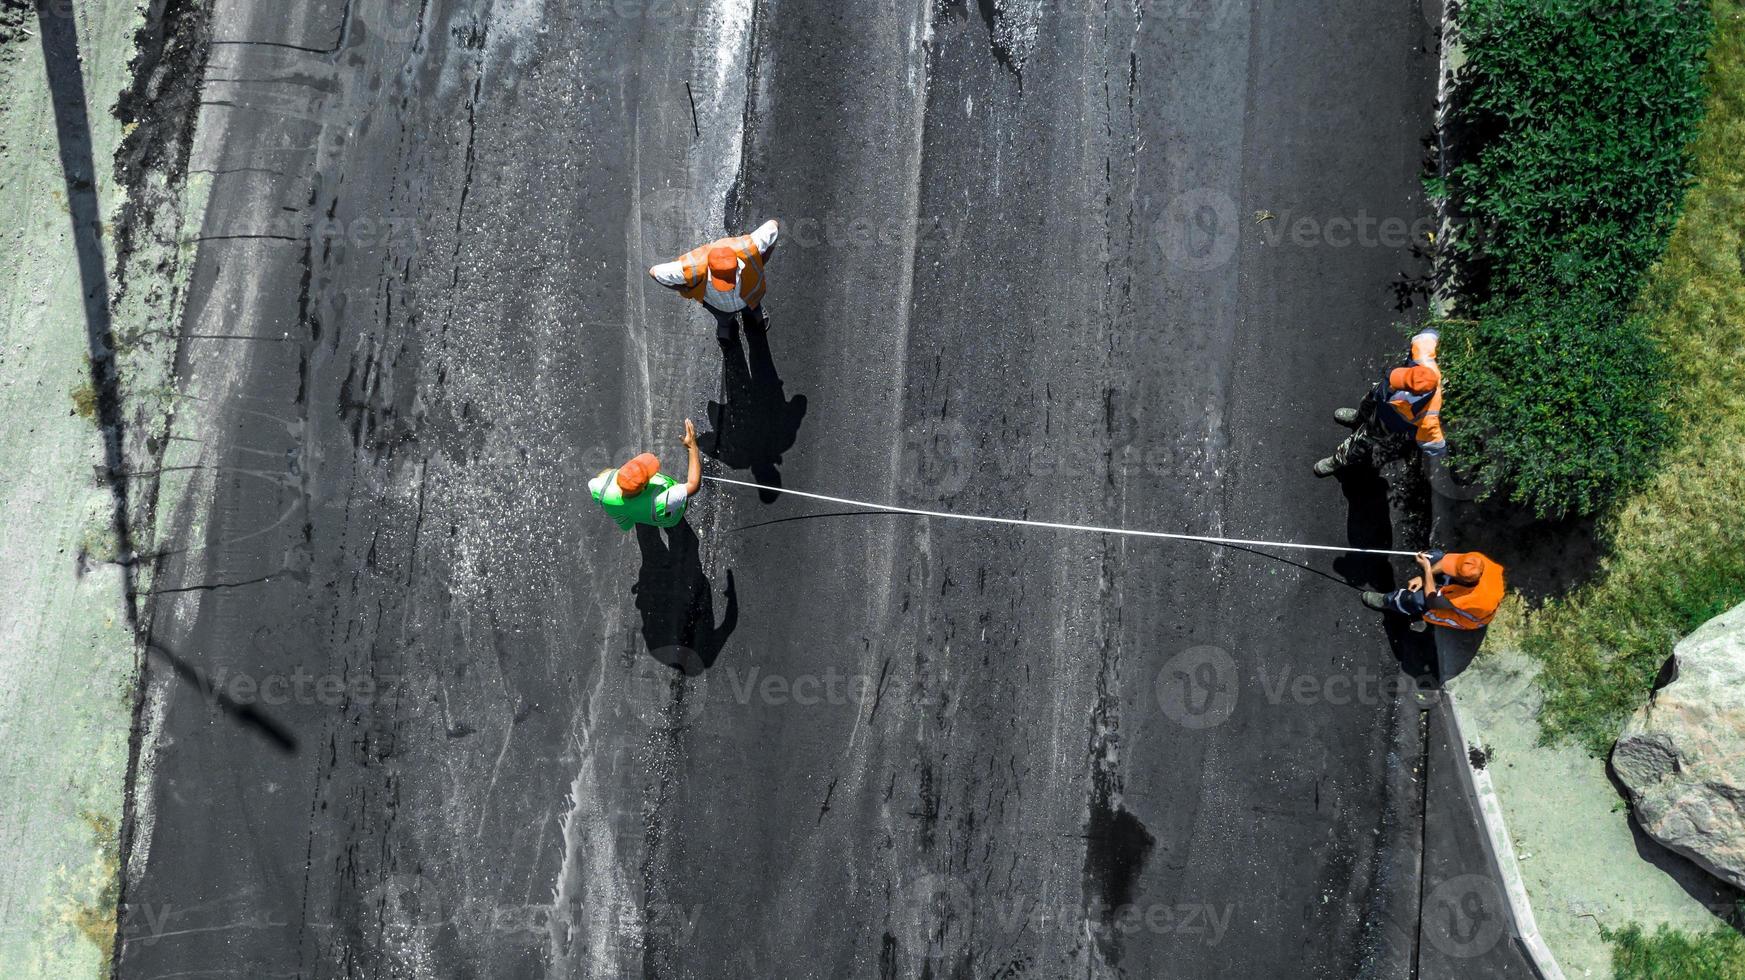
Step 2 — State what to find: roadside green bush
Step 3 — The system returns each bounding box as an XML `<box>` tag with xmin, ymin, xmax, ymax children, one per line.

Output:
<box><xmin>1438</xmin><ymin>0</ymin><xmax>1712</xmax><ymax>518</ymax></box>
<box><xmin>1449</xmin><ymin>0</ymin><xmax>1714</xmax><ymax>303</ymax></box>
<box><xmin>1606</xmin><ymin>923</ymin><xmax>1745</xmax><ymax>979</ymax></box>
<box><xmin>1439</xmin><ymin>291</ymin><xmax>1670</xmax><ymax>520</ymax></box>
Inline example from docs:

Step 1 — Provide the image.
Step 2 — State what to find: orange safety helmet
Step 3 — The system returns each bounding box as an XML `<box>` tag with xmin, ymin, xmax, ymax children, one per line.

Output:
<box><xmin>707</xmin><ymin>246</ymin><xmax>739</xmax><ymax>290</ymax></box>
<box><xmin>1444</xmin><ymin>553</ymin><xmax>1485</xmax><ymax>584</ymax></box>
<box><xmin>616</xmin><ymin>453</ymin><xmax>661</xmax><ymax>497</ymax></box>
<box><xmin>1388</xmin><ymin>365</ymin><xmax>1439</xmax><ymax>395</ymax></box>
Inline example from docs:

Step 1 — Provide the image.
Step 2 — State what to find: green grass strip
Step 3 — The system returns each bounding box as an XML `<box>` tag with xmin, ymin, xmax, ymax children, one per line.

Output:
<box><xmin>1607</xmin><ymin>922</ymin><xmax>1745</xmax><ymax>979</ymax></box>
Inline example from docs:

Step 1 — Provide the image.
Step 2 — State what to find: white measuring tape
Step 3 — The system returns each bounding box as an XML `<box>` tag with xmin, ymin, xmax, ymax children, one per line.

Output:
<box><xmin>703</xmin><ymin>475</ymin><xmax>1420</xmax><ymax>557</ymax></box>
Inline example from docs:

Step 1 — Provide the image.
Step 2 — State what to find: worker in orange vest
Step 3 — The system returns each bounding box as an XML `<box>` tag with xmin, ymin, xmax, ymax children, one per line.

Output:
<box><xmin>1314</xmin><ymin>328</ymin><xmax>1445</xmax><ymax>476</ymax></box>
<box><xmin>1361</xmin><ymin>551</ymin><xmax>1505</xmax><ymax>630</ymax></box>
<box><xmin>649</xmin><ymin>219</ymin><xmax>781</xmax><ymax>342</ymax></box>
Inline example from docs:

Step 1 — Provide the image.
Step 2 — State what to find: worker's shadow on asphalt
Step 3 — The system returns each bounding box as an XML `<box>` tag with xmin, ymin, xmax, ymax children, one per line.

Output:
<box><xmin>633</xmin><ymin>524</ymin><xmax>738</xmax><ymax>675</ymax></box>
<box><xmin>701</xmin><ymin>331</ymin><xmax>807</xmax><ymax>504</ymax></box>
<box><xmin>1330</xmin><ymin>464</ymin><xmax>1440</xmax><ymax>684</ymax></box>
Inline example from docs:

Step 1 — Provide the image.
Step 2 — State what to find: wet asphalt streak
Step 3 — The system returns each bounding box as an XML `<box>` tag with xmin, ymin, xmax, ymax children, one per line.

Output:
<box><xmin>116</xmin><ymin>0</ymin><xmax>1455</xmax><ymax>976</ymax></box>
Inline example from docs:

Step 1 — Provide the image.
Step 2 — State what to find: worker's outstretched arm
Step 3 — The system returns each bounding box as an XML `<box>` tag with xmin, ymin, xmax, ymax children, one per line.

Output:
<box><xmin>1409</xmin><ymin>328</ymin><xmax>1440</xmax><ymax>371</ymax></box>
<box><xmin>750</xmin><ymin>219</ymin><xmax>780</xmax><ymax>259</ymax></box>
<box><xmin>649</xmin><ymin>259</ymin><xmax>689</xmax><ymax>289</ymax></box>
<box><xmin>682</xmin><ymin>418</ymin><xmax>701</xmax><ymax>495</ymax></box>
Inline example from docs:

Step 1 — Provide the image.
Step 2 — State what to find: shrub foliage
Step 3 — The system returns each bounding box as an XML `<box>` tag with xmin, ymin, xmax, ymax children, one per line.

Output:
<box><xmin>1439</xmin><ymin>293</ymin><xmax>1670</xmax><ymax>520</ymax></box>
<box><xmin>1449</xmin><ymin>0</ymin><xmax>1714</xmax><ymax>302</ymax></box>
<box><xmin>1441</xmin><ymin>0</ymin><xmax>1713</xmax><ymax>517</ymax></box>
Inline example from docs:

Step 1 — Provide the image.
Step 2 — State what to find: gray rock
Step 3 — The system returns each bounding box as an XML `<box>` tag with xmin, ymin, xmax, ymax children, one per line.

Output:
<box><xmin>1614</xmin><ymin>602</ymin><xmax>1745</xmax><ymax>890</ymax></box>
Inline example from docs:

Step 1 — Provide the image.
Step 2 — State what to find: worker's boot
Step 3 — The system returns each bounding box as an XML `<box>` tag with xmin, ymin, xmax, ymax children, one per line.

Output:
<box><xmin>1315</xmin><ymin>428</ymin><xmax>1367</xmax><ymax>477</ymax></box>
<box><xmin>1333</xmin><ymin>407</ymin><xmax>1361</xmax><ymax>427</ymax></box>
<box><xmin>1360</xmin><ymin>591</ymin><xmax>1389</xmax><ymax>612</ymax></box>
<box><xmin>745</xmin><ymin>305</ymin><xmax>770</xmax><ymax>333</ymax></box>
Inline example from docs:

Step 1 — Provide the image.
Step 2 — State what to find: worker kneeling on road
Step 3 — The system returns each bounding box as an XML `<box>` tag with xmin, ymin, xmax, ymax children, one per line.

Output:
<box><xmin>589</xmin><ymin>420</ymin><xmax>702</xmax><ymax>531</ymax></box>
<box><xmin>1361</xmin><ymin>550</ymin><xmax>1505</xmax><ymax>631</ymax></box>
<box><xmin>649</xmin><ymin>219</ymin><xmax>780</xmax><ymax>343</ymax></box>
<box><xmin>1314</xmin><ymin>328</ymin><xmax>1445</xmax><ymax>477</ymax></box>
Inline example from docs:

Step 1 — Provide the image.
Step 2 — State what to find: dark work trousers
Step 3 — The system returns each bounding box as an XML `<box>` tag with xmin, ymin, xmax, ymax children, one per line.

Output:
<box><xmin>710</xmin><ymin>303</ymin><xmax>767</xmax><ymax>341</ymax></box>
<box><xmin>1331</xmin><ymin>385</ymin><xmax>1407</xmax><ymax>469</ymax></box>
<box><xmin>1384</xmin><ymin>586</ymin><xmax>1431</xmax><ymax>618</ymax></box>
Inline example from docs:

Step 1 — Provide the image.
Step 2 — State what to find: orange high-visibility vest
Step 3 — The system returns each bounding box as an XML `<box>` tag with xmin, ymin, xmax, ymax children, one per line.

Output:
<box><xmin>1381</xmin><ymin>330</ymin><xmax>1446</xmax><ymax>455</ymax></box>
<box><xmin>674</xmin><ymin>234</ymin><xmax>767</xmax><ymax>308</ymax></box>
<box><xmin>1423</xmin><ymin>552</ymin><xmax>1505</xmax><ymax>631</ymax></box>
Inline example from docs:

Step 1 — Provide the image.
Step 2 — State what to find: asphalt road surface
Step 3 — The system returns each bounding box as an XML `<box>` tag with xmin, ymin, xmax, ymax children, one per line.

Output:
<box><xmin>113</xmin><ymin>0</ymin><xmax>1479</xmax><ymax>976</ymax></box>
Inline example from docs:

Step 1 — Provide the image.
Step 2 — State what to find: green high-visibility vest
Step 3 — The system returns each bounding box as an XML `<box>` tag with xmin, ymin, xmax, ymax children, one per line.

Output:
<box><xmin>591</xmin><ymin>469</ymin><xmax>687</xmax><ymax>530</ymax></box>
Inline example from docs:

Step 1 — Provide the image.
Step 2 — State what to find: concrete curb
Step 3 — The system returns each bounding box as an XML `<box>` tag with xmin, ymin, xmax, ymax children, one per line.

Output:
<box><xmin>1439</xmin><ymin>686</ymin><xmax>1567</xmax><ymax>980</ymax></box>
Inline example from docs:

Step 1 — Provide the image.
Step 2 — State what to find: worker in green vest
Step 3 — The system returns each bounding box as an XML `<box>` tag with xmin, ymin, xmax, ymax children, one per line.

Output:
<box><xmin>589</xmin><ymin>419</ymin><xmax>701</xmax><ymax>530</ymax></box>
